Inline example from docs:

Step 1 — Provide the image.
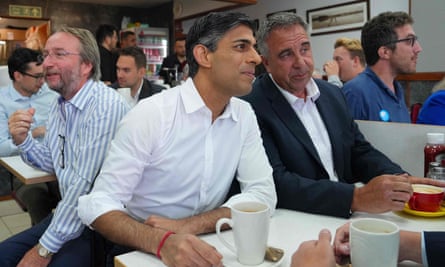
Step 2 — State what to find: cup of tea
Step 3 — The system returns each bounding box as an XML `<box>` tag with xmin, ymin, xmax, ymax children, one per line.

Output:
<box><xmin>408</xmin><ymin>184</ymin><xmax>444</xmax><ymax>212</ymax></box>
<box><xmin>350</xmin><ymin>218</ymin><xmax>400</xmax><ymax>267</ymax></box>
<box><xmin>215</xmin><ymin>201</ymin><xmax>270</xmax><ymax>265</ymax></box>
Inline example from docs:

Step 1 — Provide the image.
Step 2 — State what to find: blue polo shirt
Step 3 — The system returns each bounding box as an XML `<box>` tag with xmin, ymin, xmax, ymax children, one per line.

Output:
<box><xmin>343</xmin><ymin>67</ymin><xmax>410</xmax><ymax>123</ymax></box>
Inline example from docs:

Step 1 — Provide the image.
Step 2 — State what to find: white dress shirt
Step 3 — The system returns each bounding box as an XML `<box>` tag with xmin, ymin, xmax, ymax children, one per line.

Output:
<box><xmin>78</xmin><ymin>78</ymin><xmax>277</xmax><ymax>224</ymax></box>
<box><xmin>271</xmin><ymin>74</ymin><xmax>338</xmax><ymax>182</ymax></box>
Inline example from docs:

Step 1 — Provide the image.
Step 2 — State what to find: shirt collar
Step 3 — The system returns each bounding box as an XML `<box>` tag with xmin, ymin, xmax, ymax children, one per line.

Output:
<box><xmin>59</xmin><ymin>79</ymin><xmax>94</xmax><ymax>111</ymax></box>
<box><xmin>269</xmin><ymin>73</ymin><xmax>320</xmax><ymax>104</ymax></box>
<box><xmin>180</xmin><ymin>78</ymin><xmax>238</xmax><ymax>122</ymax></box>
<box><xmin>8</xmin><ymin>83</ymin><xmax>45</xmax><ymax>101</ymax></box>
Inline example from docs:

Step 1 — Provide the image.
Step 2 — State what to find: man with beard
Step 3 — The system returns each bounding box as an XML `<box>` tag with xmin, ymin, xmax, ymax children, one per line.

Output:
<box><xmin>0</xmin><ymin>26</ymin><xmax>128</xmax><ymax>267</ymax></box>
<box><xmin>343</xmin><ymin>11</ymin><xmax>421</xmax><ymax>122</ymax></box>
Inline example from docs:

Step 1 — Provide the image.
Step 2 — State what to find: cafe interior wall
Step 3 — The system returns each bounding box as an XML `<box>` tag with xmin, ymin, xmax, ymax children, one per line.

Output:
<box><xmin>0</xmin><ymin>0</ymin><xmax>173</xmax><ymax>49</ymax></box>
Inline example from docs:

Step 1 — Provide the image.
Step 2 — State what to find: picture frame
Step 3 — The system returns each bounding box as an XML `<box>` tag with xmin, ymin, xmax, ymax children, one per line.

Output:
<box><xmin>267</xmin><ymin>8</ymin><xmax>296</xmax><ymax>18</ymax></box>
<box><xmin>306</xmin><ymin>0</ymin><xmax>369</xmax><ymax>36</ymax></box>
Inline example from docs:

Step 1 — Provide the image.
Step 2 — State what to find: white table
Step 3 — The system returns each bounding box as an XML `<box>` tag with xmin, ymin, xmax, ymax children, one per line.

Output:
<box><xmin>0</xmin><ymin>156</ymin><xmax>56</xmax><ymax>185</ymax></box>
<box><xmin>115</xmin><ymin>208</ymin><xmax>444</xmax><ymax>267</ymax></box>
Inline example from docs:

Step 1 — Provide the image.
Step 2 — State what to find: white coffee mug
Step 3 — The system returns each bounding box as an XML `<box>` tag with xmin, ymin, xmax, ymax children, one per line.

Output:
<box><xmin>216</xmin><ymin>201</ymin><xmax>270</xmax><ymax>265</ymax></box>
<box><xmin>350</xmin><ymin>218</ymin><xmax>400</xmax><ymax>267</ymax></box>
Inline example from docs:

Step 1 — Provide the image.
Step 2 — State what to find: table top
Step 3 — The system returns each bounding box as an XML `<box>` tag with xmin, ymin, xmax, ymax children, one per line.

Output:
<box><xmin>115</xmin><ymin>208</ymin><xmax>445</xmax><ymax>267</ymax></box>
<box><xmin>0</xmin><ymin>156</ymin><xmax>56</xmax><ymax>185</ymax></box>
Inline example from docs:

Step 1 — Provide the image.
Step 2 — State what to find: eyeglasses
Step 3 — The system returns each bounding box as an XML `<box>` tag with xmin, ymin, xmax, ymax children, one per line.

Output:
<box><xmin>385</xmin><ymin>35</ymin><xmax>418</xmax><ymax>47</ymax></box>
<box><xmin>58</xmin><ymin>134</ymin><xmax>65</xmax><ymax>169</ymax></box>
<box><xmin>19</xmin><ymin>71</ymin><xmax>45</xmax><ymax>80</ymax></box>
<box><xmin>41</xmin><ymin>50</ymin><xmax>81</xmax><ymax>60</ymax></box>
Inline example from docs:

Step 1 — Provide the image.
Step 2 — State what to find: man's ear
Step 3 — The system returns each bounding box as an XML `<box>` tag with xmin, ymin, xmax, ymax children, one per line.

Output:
<box><xmin>261</xmin><ymin>55</ymin><xmax>271</xmax><ymax>72</ymax></box>
<box><xmin>377</xmin><ymin>46</ymin><xmax>391</xmax><ymax>60</ymax></box>
<box><xmin>193</xmin><ymin>44</ymin><xmax>212</xmax><ymax>69</ymax></box>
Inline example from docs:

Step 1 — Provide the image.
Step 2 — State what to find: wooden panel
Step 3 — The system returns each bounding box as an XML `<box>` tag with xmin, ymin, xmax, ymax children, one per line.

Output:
<box><xmin>0</xmin><ymin>28</ymin><xmax>26</xmax><ymax>41</ymax></box>
<box><xmin>396</xmin><ymin>72</ymin><xmax>445</xmax><ymax>81</ymax></box>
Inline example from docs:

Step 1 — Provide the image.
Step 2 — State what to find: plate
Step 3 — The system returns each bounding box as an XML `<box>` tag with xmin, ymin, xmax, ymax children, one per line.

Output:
<box><xmin>402</xmin><ymin>203</ymin><xmax>445</xmax><ymax>217</ymax></box>
<box><xmin>222</xmin><ymin>253</ymin><xmax>285</xmax><ymax>267</ymax></box>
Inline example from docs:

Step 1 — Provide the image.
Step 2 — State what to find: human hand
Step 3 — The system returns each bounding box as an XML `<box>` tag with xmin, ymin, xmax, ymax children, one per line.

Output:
<box><xmin>323</xmin><ymin>61</ymin><xmax>339</xmax><ymax>77</ymax></box>
<box><xmin>333</xmin><ymin>222</ymin><xmax>351</xmax><ymax>265</ymax></box>
<box><xmin>408</xmin><ymin>176</ymin><xmax>445</xmax><ymax>188</ymax></box>
<box><xmin>352</xmin><ymin>174</ymin><xmax>412</xmax><ymax>213</ymax></box>
<box><xmin>291</xmin><ymin>229</ymin><xmax>336</xmax><ymax>267</ymax></box>
<box><xmin>8</xmin><ymin>108</ymin><xmax>35</xmax><ymax>145</ymax></box>
<box><xmin>17</xmin><ymin>246</ymin><xmax>51</xmax><ymax>267</ymax></box>
<box><xmin>32</xmin><ymin>126</ymin><xmax>46</xmax><ymax>139</ymax></box>
<box><xmin>160</xmin><ymin>233</ymin><xmax>223</xmax><ymax>267</ymax></box>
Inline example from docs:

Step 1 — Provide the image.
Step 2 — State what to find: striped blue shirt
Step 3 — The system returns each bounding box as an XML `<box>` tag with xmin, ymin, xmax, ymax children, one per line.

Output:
<box><xmin>17</xmin><ymin>79</ymin><xmax>129</xmax><ymax>252</ymax></box>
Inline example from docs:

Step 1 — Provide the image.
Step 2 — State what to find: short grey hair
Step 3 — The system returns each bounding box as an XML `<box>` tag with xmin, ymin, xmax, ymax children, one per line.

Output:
<box><xmin>57</xmin><ymin>26</ymin><xmax>101</xmax><ymax>81</ymax></box>
<box><xmin>256</xmin><ymin>12</ymin><xmax>308</xmax><ymax>58</ymax></box>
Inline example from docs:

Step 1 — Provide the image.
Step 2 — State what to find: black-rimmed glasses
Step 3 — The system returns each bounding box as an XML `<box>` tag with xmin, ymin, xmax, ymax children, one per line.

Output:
<box><xmin>58</xmin><ymin>134</ymin><xmax>65</xmax><ymax>169</ymax></box>
<box><xmin>385</xmin><ymin>35</ymin><xmax>418</xmax><ymax>47</ymax></box>
<box><xmin>20</xmin><ymin>71</ymin><xmax>45</xmax><ymax>80</ymax></box>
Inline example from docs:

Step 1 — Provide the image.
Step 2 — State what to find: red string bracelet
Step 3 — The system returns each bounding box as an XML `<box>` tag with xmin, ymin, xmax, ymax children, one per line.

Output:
<box><xmin>156</xmin><ymin>231</ymin><xmax>175</xmax><ymax>259</ymax></box>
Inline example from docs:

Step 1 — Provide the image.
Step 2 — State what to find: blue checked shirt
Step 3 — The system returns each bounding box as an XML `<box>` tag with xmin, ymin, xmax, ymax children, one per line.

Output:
<box><xmin>17</xmin><ymin>79</ymin><xmax>129</xmax><ymax>252</ymax></box>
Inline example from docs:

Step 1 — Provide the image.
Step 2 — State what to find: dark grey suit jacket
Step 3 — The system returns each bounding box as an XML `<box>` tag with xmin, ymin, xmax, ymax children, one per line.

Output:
<box><xmin>424</xmin><ymin>232</ymin><xmax>445</xmax><ymax>267</ymax></box>
<box><xmin>242</xmin><ymin>74</ymin><xmax>404</xmax><ymax>217</ymax></box>
<box><xmin>111</xmin><ymin>78</ymin><xmax>164</xmax><ymax>101</ymax></box>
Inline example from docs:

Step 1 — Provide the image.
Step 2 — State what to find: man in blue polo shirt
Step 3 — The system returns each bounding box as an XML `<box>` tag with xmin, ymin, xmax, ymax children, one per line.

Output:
<box><xmin>343</xmin><ymin>11</ymin><xmax>422</xmax><ymax>123</ymax></box>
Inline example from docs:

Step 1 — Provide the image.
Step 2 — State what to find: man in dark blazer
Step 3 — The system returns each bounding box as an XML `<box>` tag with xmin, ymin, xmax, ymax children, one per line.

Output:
<box><xmin>243</xmin><ymin>12</ymin><xmax>442</xmax><ymax>218</ymax></box>
<box><xmin>111</xmin><ymin>46</ymin><xmax>164</xmax><ymax>107</ymax></box>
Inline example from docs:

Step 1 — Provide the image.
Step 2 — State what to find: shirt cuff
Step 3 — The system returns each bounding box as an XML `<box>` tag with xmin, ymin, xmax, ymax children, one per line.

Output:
<box><xmin>421</xmin><ymin>231</ymin><xmax>429</xmax><ymax>267</ymax></box>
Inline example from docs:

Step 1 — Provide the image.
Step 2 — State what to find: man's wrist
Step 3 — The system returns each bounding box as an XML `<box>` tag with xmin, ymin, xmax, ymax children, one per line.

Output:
<box><xmin>36</xmin><ymin>242</ymin><xmax>53</xmax><ymax>259</ymax></box>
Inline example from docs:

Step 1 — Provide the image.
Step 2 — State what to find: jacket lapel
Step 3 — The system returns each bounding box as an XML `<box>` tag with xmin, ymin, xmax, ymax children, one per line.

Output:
<box><xmin>262</xmin><ymin>75</ymin><xmax>324</xmax><ymax>167</ymax></box>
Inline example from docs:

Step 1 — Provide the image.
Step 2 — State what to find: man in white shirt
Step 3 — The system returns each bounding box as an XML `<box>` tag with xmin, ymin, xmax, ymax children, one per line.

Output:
<box><xmin>78</xmin><ymin>12</ymin><xmax>277</xmax><ymax>267</ymax></box>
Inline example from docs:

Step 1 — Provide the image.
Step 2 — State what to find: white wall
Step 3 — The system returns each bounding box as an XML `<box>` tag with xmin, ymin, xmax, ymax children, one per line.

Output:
<box><xmin>234</xmin><ymin>0</ymin><xmax>409</xmax><ymax>71</ymax></box>
<box><xmin>357</xmin><ymin>120</ymin><xmax>445</xmax><ymax>177</ymax></box>
<box><xmin>181</xmin><ymin>0</ymin><xmax>443</xmax><ymax>72</ymax></box>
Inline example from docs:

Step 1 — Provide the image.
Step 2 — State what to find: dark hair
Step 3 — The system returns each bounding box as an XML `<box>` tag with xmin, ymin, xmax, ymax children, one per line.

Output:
<box><xmin>361</xmin><ymin>11</ymin><xmax>413</xmax><ymax>66</ymax></box>
<box><xmin>186</xmin><ymin>12</ymin><xmax>255</xmax><ymax>78</ymax></box>
<box><xmin>8</xmin><ymin>47</ymin><xmax>43</xmax><ymax>81</ymax></box>
<box><xmin>257</xmin><ymin>12</ymin><xmax>308</xmax><ymax>58</ymax></box>
<box><xmin>121</xmin><ymin>31</ymin><xmax>135</xmax><ymax>40</ymax></box>
<box><xmin>95</xmin><ymin>24</ymin><xmax>118</xmax><ymax>44</ymax></box>
<box><xmin>118</xmin><ymin>46</ymin><xmax>146</xmax><ymax>69</ymax></box>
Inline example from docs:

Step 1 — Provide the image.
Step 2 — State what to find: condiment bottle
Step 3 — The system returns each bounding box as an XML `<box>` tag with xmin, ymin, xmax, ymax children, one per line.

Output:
<box><xmin>424</xmin><ymin>133</ymin><xmax>445</xmax><ymax>177</ymax></box>
<box><xmin>427</xmin><ymin>161</ymin><xmax>441</xmax><ymax>178</ymax></box>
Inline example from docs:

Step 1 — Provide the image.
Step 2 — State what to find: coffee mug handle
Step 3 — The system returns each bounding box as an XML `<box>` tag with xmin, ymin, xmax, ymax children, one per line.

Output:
<box><xmin>216</xmin><ymin>218</ymin><xmax>236</xmax><ymax>254</ymax></box>
<box><xmin>410</xmin><ymin>195</ymin><xmax>418</xmax><ymax>210</ymax></box>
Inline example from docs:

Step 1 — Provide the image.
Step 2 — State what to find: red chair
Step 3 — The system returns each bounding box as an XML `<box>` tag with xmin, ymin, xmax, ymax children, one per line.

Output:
<box><xmin>410</xmin><ymin>102</ymin><xmax>422</xmax><ymax>123</ymax></box>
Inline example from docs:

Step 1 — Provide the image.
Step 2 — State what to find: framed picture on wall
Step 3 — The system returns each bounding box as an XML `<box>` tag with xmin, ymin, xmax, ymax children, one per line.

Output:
<box><xmin>306</xmin><ymin>0</ymin><xmax>369</xmax><ymax>36</ymax></box>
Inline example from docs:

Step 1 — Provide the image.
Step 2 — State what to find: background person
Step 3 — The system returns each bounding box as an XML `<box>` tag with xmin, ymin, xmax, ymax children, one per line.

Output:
<box><xmin>242</xmin><ymin>12</ymin><xmax>440</xmax><ymax>219</ymax></box>
<box><xmin>119</xmin><ymin>31</ymin><xmax>137</xmax><ymax>49</ymax></box>
<box><xmin>416</xmin><ymin>77</ymin><xmax>445</xmax><ymax>125</ymax></box>
<box><xmin>111</xmin><ymin>46</ymin><xmax>164</xmax><ymax>107</ymax></box>
<box><xmin>96</xmin><ymin>24</ymin><xmax>119</xmax><ymax>85</ymax></box>
<box><xmin>0</xmin><ymin>26</ymin><xmax>128</xmax><ymax>267</ymax></box>
<box><xmin>343</xmin><ymin>11</ymin><xmax>421</xmax><ymax>122</ymax></box>
<box><xmin>323</xmin><ymin>37</ymin><xmax>365</xmax><ymax>87</ymax></box>
<box><xmin>78</xmin><ymin>12</ymin><xmax>276</xmax><ymax>267</ymax></box>
<box><xmin>0</xmin><ymin>47</ymin><xmax>59</xmax><ymax>226</ymax></box>
<box><xmin>159</xmin><ymin>36</ymin><xmax>187</xmax><ymax>85</ymax></box>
